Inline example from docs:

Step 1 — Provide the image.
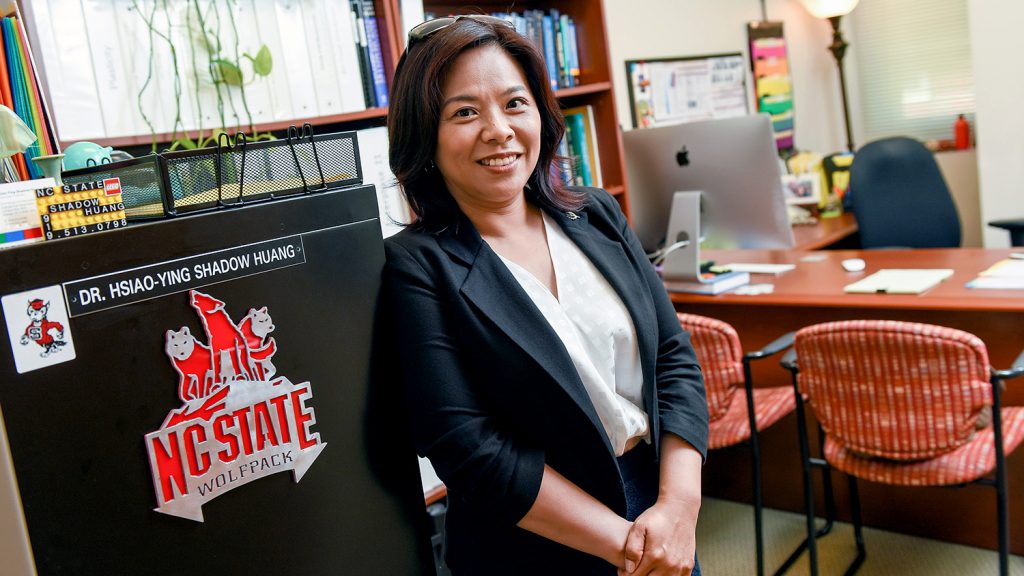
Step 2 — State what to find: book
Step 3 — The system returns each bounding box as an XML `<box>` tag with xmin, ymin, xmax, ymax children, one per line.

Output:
<box><xmin>29</xmin><ymin>0</ymin><xmax>106</xmax><ymax>141</ymax></box>
<box><xmin>361</xmin><ymin>0</ymin><xmax>389</xmax><ymax>108</ymax></box>
<box><xmin>252</xmin><ymin>0</ymin><xmax>296</xmax><ymax>121</ymax></box>
<box><xmin>275</xmin><ymin>0</ymin><xmax>320</xmax><ymax>117</ymax></box>
<box><xmin>304</xmin><ymin>0</ymin><xmax>344</xmax><ymax>115</ymax></box>
<box><xmin>81</xmin><ymin>0</ymin><xmax>136</xmax><ymax>137</ymax></box>
<box><xmin>664</xmin><ymin>270</ymin><xmax>750</xmax><ymax>294</ymax></box>
<box><xmin>564</xmin><ymin>111</ymin><xmax>590</xmax><ymax>186</ymax></box>
<box><xmin>323</xmin><ymin>0</ymin><xmax>366</xmax><ymax>113</ymax></box>
<box><xmin>566</xmin><ymin>17</ymin><xmax>580</xmax><ymax>87</ymax></box>
<box><xmin>562</xmin><ymin>105</ymin><xmax>602</xmax><ymax>187</ymax></box>
<box><xmin>540</xmin><ymin>15</ymin><xmax>558</xmax><ymax>92</ymax></box>
<box><xmin>349</xmin><ymin>0</ymin><xmax>376</xmax><ymax>109</ymax></box>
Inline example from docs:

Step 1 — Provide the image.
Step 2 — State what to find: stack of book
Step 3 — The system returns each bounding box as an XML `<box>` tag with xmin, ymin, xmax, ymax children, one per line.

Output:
<box><xmin>557</xmin><ymin>105</ymin><xmax>601</xmax><ymax>187</ymax></box>
<box><xmin>0</xmin><ymin>11</ymin><xmax>57</xmax><ymax>180</ymax></box>
<box><xmin>487</xmin><ymin>9</ymin><xmax>581</xmax><ymax>92</ymax></box>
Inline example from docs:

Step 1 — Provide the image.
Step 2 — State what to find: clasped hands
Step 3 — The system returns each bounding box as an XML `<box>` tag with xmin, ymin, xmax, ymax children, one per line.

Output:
<box><xmin>615</xmin><ymin>496</ymin><xmax>700</xmax><ymax>576</ymax></box>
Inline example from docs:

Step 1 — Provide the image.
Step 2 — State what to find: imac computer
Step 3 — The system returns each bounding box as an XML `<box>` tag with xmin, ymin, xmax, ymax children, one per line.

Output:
<box><xmin>622</xmin><ymin>113</ymin><xmax>794</xmax><ymax>254</ymax></box>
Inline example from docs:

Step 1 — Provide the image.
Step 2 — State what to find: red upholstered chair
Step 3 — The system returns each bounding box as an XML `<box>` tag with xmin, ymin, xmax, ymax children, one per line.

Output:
<box><xmin>782</xmin><ymin>320</ymin><xmax>1024</xmax><ymax>576</ymax></box>
<box><xmin>678</xmin><ymin>313</ymin><xmax>796</xmax><ymax>576</ymax></box>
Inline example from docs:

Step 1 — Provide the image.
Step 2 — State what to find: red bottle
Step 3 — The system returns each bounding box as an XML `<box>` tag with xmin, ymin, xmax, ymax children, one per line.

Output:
<box><xmin>955</xmin><ymin>114</ymin><xmax>971</xmax><ymax>149</ymax></box>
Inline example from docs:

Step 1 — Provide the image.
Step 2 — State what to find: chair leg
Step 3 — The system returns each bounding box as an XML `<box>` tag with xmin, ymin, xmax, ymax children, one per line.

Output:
<box><xmin>751</xmin><ymin>429</ymin><xmax>766</xmax><ymax>576</ymax></box>
<box><xmin>817</xmin><ymin>423</ymin><xmax>837</xmax><ymax>538</ymax></box>
<box><xmin>744</xmin><ymin>358</ymin><xmax>766</xmax><ymax>576</ymax></box>
<box><xmin>996</xmin><ymin>444</ymin><xmax>1009</xmax><ymax>576</ymax></box>
<box><xmin>845</xmin><ymin>476</ymin><xmax>866</xmax><ymax>576</ymax></box>
<box><xmin>780</xmin><ymin>385</ymin><xmax>819</xmax><ymax>576</ymax></box>
<box><xmin>991</xmin><ymin>379</ymin><xmax>1010</xmax><ymax>576</ymax></box>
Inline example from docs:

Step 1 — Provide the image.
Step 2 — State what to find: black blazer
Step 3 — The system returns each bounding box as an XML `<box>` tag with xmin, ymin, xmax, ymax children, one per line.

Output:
<box><xmin>382</xmin><ymin>187</ymin><xmax>708</xmax><ymax>575</ymax></box>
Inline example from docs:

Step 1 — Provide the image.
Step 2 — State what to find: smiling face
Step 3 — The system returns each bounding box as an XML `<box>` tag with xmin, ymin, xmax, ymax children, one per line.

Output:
<box><xmin>434</xmin><ymin>44</ymin><xmax>542</xmax><ymax>213</ymax></box>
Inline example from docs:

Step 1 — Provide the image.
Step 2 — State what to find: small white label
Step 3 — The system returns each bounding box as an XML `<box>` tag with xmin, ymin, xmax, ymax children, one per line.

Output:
<box><xmin>3</xmin><ymin>285</ymin><xmax>77</xmax><ymax>374</ymax></box>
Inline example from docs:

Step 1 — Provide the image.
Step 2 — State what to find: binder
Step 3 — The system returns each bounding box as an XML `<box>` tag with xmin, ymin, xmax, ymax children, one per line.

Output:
<box><xmin>274</xmin><ymin>0</ymin><xmax>320</xmax><ymax>118</ymax></box>
<box><xmin>302</xmin><ymin>0</ymin><xmax>343</xmax><ymax>115</ymax></box>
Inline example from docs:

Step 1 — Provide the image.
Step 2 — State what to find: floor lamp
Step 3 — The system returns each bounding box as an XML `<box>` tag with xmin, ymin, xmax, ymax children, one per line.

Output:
<box><xmin>799</xmin><ymin>0</ymin><xmax>859</xmax><ymax>152</ymax></box>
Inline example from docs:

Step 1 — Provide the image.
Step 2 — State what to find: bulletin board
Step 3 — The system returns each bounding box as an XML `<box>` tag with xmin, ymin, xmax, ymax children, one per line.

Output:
<box><xmin>625</xmin><ymin>53</ymin><xmax>748</xmax><ymax>129</ymax></box>
<box><xmin>748</xmin><ymin>21</ymin><xmax>795</xmax><ymax>152</ymax></box>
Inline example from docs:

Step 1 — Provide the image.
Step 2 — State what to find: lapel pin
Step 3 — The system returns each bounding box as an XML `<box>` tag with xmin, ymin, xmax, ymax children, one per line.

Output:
<box><xmin>566</xmin><ymin>211</ymin><xmax>579</xmax><ymax>220</ymax></box>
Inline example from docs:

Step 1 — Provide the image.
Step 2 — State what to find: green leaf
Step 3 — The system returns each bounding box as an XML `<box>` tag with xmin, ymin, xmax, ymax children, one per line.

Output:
<box><xmin>176</xmin><ymin>135</ymin><xmax>198</xmax><ymax>150</ymax></box>
<box><xmin>213</xmin><ymin>59</ymin><xmax>244</xmax><ymax>86</ymax></box>
<box><xmin>252</xmin><ymin>45</ymin><xmax>273</xmax><ymax>76</ymax></box>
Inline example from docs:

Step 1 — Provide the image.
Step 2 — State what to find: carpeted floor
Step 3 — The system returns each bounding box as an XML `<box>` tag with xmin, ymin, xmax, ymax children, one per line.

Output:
<box><xmin>697</xmin><ymin>498</ymin><xmax>1024</xmax><ymax>575</ymax></box>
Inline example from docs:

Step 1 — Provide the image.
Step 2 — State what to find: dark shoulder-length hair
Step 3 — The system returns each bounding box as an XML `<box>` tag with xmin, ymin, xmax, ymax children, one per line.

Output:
<box><xmin>388</xmin><ymin>17</ymin><xmax>584</xmax><ymax>232</ymax></box>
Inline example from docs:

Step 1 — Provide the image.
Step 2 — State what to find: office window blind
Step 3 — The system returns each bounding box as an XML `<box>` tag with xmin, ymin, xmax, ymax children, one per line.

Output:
<box><xmin>850</xmin><ymin>0</ymin><xmax>974</xmax><ymax>144</ymax></box>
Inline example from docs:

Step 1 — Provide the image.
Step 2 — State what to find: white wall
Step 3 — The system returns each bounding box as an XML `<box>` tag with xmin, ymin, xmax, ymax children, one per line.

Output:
<box><xmin>604</xmin><ymin>0</ymin><xmax>860</xmax><ymax>155</ymax></box>
<box><xmin>968</xmin><ymin>0</ymin><xmax>1024</xmax><ymax>247</ymax></box>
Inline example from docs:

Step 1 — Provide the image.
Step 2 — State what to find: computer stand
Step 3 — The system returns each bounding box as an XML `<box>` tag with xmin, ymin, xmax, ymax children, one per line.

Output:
<box><xmin>660</xmin><ymin>191</ymin><xmax>705</xmax><ymax>283</ymax></box>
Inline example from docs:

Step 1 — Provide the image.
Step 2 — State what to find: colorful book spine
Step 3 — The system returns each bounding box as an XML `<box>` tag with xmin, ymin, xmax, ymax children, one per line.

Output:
<box><xmin>349</xmin><ymin>0</ymin><xmax>376</xmax><ymax>108</ymax></box>
<box><xmin>565</xmin><ymin>112</ymin><xmax>591</xmax><ymax>186</ymax></box>
<box><xmin>540</xmin><ymin>15</ymin><xmax>558</xmax><ymax>92</ymax></box>
<box><xmin>2</xmin><ymin>16</ymin><xmax>52</xmax><ymax>179</ymax></box>
<box><xmin>362</xmin><ymin>0</ymin><xmax>389</xmax><ymax>107</ymax></box>
<box><xmin>566</xmin><ymin>17</ymin><xmax>580</xmax><ymax>87</ymax></box>
<box><xmin>563</xmin><ymin>105</ymin><xmax>601</xmax><ymax>187</ymax></box>
<box><xmin>555</xmin><ymin>135</ymin><xmax>572</xmax><ymax>184</ymax></box>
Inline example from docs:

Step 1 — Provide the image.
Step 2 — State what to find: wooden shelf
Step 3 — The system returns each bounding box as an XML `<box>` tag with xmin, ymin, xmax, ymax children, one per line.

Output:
<box><xmin>554</xmin><ymin>82</ymin><xmax>612</xmax><ymax>99</ymax></box>
<box><xmin>84</xmin><ymin>108</ymin><xmax>390</xmax><ymax>149</ymax></box>
<box><xmin>40</xmin><ymin>0</ymin><xmax>630</xmax><ymax>219</ymax></box>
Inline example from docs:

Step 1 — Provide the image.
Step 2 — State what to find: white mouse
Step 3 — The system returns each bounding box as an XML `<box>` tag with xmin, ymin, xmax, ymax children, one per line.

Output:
<box><xmin>841</xmin><ymin>258</ymin><xmax>866</xmax><ymax>272</ymax></box>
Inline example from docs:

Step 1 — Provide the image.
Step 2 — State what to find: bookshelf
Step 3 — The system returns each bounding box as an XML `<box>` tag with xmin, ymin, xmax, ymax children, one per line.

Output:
<box><xmin>23</xmin><ymin>0</ymin><xmax>630</xmax><ymax>217</ymax></box>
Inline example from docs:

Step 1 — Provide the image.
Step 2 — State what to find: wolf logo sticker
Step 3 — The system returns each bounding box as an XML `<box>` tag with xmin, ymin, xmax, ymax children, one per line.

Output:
<box><xmin>145</xmin><ymin>290</ymin><xmax>326</xmax><ymax>522</ymax></box>
<box><xmin>2</xmin><ymin>285</ymin><xmax>77</xmax><ymax>374</ymax></box>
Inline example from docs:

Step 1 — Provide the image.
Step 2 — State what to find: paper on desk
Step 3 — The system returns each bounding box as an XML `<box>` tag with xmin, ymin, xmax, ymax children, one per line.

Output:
<box><xmin>716</xmin><ymin>263</ymin><xmax>795</xmax><ymax>275</ymax></box>
<box><xmin>843</xmin><ymin>269</ymin><xmax>954</xmax><ymax>294</ymax></box>
<box><xmin>979</xmin><ymin>259</ymin><xmax>1024</xmax><ymax>278</ymax></box>
<box><xmin>967</xmin><ymin>276</ymin><xmax>1024</xmax><ymax>290</ymax></box>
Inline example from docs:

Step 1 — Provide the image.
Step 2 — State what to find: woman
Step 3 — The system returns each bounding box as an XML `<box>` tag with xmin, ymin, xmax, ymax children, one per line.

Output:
<box><xmin>383</xmin><ymin>15</ymin><xmax>708</xmax><ymax>576</ymax></box>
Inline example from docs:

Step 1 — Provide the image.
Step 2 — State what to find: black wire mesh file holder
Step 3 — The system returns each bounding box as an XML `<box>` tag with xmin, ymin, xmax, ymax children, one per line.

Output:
<box><xmin>160</xmin><ymin>127</ymin><xmax>362</xmax><ymax>216</ymax></box>
<box><xmin>62</xmin><ymin>154</ymin><xmax>174</xmax><ymax>221</ymax></box>
<box><xmin>60</xmin><ymin>128</ymin><xmax>363</xmax><ymax>220</ymax></box>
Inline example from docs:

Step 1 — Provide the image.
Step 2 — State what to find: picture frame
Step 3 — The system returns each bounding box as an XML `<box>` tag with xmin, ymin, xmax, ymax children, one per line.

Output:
<box><xmin>625</xmin><ymin>53</ymin><xmax>748</xmax><ymax>129</ymax></box>
<box><xmin>781</xmin><ymin>173</ymin><xmax>822</xmax><ymax>205</ymax></box>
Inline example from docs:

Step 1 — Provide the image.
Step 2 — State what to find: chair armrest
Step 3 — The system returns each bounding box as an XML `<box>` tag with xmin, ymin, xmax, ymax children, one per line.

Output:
<box><xmin>991</xmin><ymin>347</ymin><xmax>1024</xmax><ymax>381</ymax></box>
<box><xmin>780</xmin><ymin>347</ymin><xmax>798</xmax><ymax>373</ymax></box>
<box><xmin>742</xmin><ymin>331</ymin><xmax>795</xmax><ymax>361</ymax></box>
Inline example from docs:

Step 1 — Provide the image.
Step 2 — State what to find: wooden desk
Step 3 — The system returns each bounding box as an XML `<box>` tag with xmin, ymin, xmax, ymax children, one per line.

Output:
<box><xmin>791</xmin><ymin>212</ymin><xmax>858</xmax><ymax>250</ymax></box>
<box><xmin>672</xmin><ymin>248</ymin><xmax>1024</xmax><ymax>553</ymax></box>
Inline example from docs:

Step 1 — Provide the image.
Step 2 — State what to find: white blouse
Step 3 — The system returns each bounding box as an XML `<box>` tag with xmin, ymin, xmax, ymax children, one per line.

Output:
<box><xmin>495</xmin><ymin>213</ymin><xmax>649</xmax><ymax>456</ymax></box>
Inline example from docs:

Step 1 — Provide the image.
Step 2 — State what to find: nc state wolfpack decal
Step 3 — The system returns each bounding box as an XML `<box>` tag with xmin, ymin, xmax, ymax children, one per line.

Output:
<box><xmin>145</xmin><ymin>290</ymin><xmax>325</xmax><ymax>522</ymax></box>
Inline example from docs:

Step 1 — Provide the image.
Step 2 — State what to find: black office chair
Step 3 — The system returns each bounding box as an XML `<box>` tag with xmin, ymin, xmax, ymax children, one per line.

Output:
<box><xmin>848</xmin><ymin>137</ymin><xmax>961</xmax><ymax>248</ymax></box>
<box><xmin>989</xmin><ymin>219</ymin><xmax>1024</xmax><ymax>247</ymax></box>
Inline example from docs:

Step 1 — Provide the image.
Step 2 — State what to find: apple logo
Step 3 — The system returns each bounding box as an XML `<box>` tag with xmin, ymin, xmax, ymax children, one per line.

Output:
<box><xmin>676</xmin><ymin>146</ymin><xmax>690</xmax><ymax>167</ymax></box>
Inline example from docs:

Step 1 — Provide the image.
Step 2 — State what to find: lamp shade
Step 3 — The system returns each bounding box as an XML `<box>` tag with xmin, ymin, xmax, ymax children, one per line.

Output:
<box><xmin>798</xmin><ymin>0</ymin><xmax>860</xmax><ymax>18</ymax></box>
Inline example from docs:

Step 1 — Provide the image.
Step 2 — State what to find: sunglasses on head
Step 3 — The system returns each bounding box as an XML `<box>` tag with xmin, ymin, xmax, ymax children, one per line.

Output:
<box><xmin>406</xmin><ymin>15</ymin><xmax>515</xmax><ymax>50</ymax></box>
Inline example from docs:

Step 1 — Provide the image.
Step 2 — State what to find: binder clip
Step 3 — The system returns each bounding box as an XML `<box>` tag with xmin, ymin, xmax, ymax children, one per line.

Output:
<box><xmin>216</xmin><ymin>131</ymin><xmax>248</xmax><ymax>207</ymax></box>
<box><xmin>286</xmin><ymin>123</ymin><xmax>327</xmax><ymax>194</ymax></box>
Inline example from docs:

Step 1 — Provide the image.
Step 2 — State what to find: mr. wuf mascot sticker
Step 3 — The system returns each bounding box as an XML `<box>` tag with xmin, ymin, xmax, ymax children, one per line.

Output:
<box><xmin>2</xmin><ymin>284</ymin><xmax>77</xmax><ymax>374</ymax></box>
<box><xmin>145</xmin><ymin>290</ymin><xmax>325</xmax><ymax>522</ymax></box>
